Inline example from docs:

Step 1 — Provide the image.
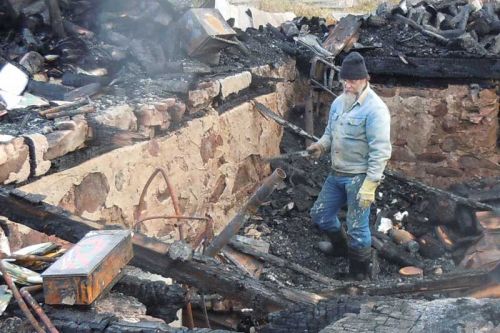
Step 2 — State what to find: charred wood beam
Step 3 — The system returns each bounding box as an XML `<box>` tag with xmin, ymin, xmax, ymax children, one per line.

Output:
<box><xmin>468</xmin><ymin>189</ymin><xmax>500</xmax><ymax>202</ymax></box>
<box><xmin>384</xmin><ymin>170</ymin><xmax>495</xmax><ymax>211</ymax></box>
<box><xmin>0</xmin><ymin>188</ymin><xmax>323</xmax><ymax>313</ymax></box>
<box><xmin>319</xmin><ymin>266</ymin><xmax>495</xmax><ymax>298</ymax></box>
<box><xmin>365</xmin><ymin>56</ymin><xmax>500</xmax><ymax>80</ymax></box>
<box><xmin>205</xmin><ymin>168</ymin><xmax>286</xmax><ymax>257</ymax></box>
<box><xmin>45</xmin><ymin>307</ymin><xmax>225</xmax><ymax>333</ymax></box>
<box><xmin>394</xmin><ymin>14</ymin><xmax>449</xmax><ymax>44</ymax></box>
<box><xmin>228</xmin><ymin>239</ymin><xmax>341</xmax><ymax>286</ymax></box>
<box><xmin>371</xmin><ymin>235</ymin><xmax>422</xmax><ymax>268</ymax></box>
<box><xmin>113</xmin><ymin>271</ymin><xmax>186</xmax><ymax>323</ymax></box>
<box><xmin>45</xmin><ymin>0</ymin><xmax>66</xmax><ymax>38</ymax></box>
<box><xmin>448</xmin><ymin>4</ymin><xmax>471</xmax><ymax>30</ymax></box>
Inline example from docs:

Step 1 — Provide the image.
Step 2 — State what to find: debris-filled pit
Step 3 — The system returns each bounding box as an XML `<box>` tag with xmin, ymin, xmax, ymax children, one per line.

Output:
<box><xmin>0</xmin><ymin>0</ymin><xmax>499</xmax><ymax>332</ymax></box>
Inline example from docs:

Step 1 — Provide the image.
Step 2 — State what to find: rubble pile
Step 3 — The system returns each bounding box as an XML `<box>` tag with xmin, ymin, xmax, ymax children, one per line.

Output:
<box><xmin>0</xmin><ymin>1</ymin><xmax>498</xmax><ymax>332</ymax></box>
<box><xmin>0</xmin><ymin>0</ymin><xmax>294</xmax><ymax>185</ymax></box>
<box><xmin>363</xmin><ymin>0</ymin><xmax>500</xmax><ymax>57</ymax></box>
<box><xmin>245</xmin><ymin>131</ymin><xmax>497</xmax><ymax>291</ymax></box>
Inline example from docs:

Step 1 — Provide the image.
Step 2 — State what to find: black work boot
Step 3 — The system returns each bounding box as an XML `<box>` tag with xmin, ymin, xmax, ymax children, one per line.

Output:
<box><xmin>317</xmin><ymin>228</ymin><xmax>348</xmax><ymax>257</ymax></box>
<box><xmin>348</xmin><ymin>247</ymin><xmax>372</xmax><ymax>281</ymax></box>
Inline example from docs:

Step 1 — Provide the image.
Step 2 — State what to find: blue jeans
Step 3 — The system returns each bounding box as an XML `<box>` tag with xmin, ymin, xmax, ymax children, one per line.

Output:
<box><xmin>310</xmin><ymin>173</ymin><xmax>371</xmax><ymax>249</ymax></box>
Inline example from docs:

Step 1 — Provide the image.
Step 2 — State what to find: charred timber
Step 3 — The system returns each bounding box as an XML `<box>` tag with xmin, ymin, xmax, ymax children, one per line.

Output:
<box><xmin>204</xmin><ymin>168</ymin><xmax>286</xmax><ymax>257</ymax></box>
<box><xmin>320</xmin><ymin>265</ymin><xmax>496</xmax><ymax>298</ymax></box>
<box><xmin>364</xmin><ymin>56</ymin><xmax>500</xmax><ymax>80</ymax></box>
<box><xmin>371</xmin><ymin>235</ymin><xmax>422</xmax><ymax>268</ymax></box>
<box><xmin>112</xmin><ymin>273</ymin><xmax>186</xmax><ymax>323</ymax></box>
<box><xmin>384</xmin><ymin>170</ymin><xmax>494</xmax><ymax>211</ymax></box>
<box><xmin>0</xmin><ymin>188</ymin><xmax>323</xmax><ymax>313</ymax></box>
<box><xmin>45</xmin><ymin>0</ymin><xmax>66</xmax><ymax>38</ymax></box>
<box><xmin>228</xmin><ymin>239</ymin><xmax>341</xmax><ymax>286</ymax></box>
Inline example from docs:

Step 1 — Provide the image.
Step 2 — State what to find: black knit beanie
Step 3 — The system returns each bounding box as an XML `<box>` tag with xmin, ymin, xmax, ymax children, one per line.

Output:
<box><xmin>339</xmin><ymin>52</ymin><xmax>368</xmax><ymax>80</ymax></box>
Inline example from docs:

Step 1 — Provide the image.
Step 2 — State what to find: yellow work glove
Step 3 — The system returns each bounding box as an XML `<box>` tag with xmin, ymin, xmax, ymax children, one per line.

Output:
<box><xmin>357</xmin><ymin>179</ymin><xmax>379</xmax><ymax>208</ymax></box>
<box><xmin>306</xmin><ymin>143</ymin><xmax>324</xmax><ymax>159</ymax></box>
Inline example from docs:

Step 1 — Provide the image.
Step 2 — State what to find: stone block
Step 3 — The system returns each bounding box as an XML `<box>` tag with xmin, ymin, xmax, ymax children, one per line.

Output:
<box><xmin>136</xmin><ymin>105</ymin><xmax>164</xmax><ymax>127</ymax></box>
<box><xmin>458</xmin><ymin>155</ymin><xmax>500</xmax><ymax>170</ymax></box>
<box><xmin>441</xmin><ymin>115</ymin><xmax>460</xmax><ymax>133</ymax></box>
<box><xmin>188</xmin><ymin>80</ymin><xmax>220</xmax><ymax>110</ymax></box>
<box><xmin>0</xmin><ymin>135</ymin><xmax>30</xmax><ymax>184</ymax></box>
<box><xmin>168</xmin><ymin>101</ymin><xmax>186</xmax><ymax>124</ymax></box>
<box><xmin>440</xmin><ymin>135</ymin><xmax>461</xmax><ymax>152</ymax></box>
<box><xmin>45</xmin><ymin>119</ymin><xmax>88</xmax><ymax>160</ymax></box>
<box><xmin>417</xmin><ymin>152</ymin><xmax>447</xmax><ymax>163</ymax></box>
<box><xmin>94</xmin><ymin>105</ymin><xmax>137</xmax><ymax>131</ymax></box>
<box><xmin>218</xmin><ymin>71</ymin><xmax>252</xmax><ymax>100</ymax></box>
<box><xmin>425</xmin><ymin>166</ymin><xmax>463</xmax><ymax>178</ymax></box>
<box><xmin>23</xmin><ymin>133</ymin><xmax>51</xmax><ymax>177</ymax></box>
<box><xmin>391</xmin><ymin>146</ymin><xmax>416</xmax><ymax>162</ymax></box>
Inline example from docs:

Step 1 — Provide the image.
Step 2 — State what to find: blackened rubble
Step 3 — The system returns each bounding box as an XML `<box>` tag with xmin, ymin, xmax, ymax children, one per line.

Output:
<box><xmin>0</xmin><ymin>0</ymin><xmax>290</xmax><ymax>135</ymax></box>
<box><xmin>247</xmin><ymin>129</ymin><xmax>497</xmax><ymax>292</ymax></box>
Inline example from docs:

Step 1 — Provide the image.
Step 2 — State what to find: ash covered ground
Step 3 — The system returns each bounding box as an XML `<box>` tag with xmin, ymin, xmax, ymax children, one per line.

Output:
<box><xmin>244</xmin><ymin>127</ymin><xmax>461</xmax><ymax>292</ymax></box>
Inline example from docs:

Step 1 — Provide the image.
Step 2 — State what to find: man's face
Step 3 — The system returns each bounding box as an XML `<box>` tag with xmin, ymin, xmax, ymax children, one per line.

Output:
<box><xmin>342</xmin><ymin>78</ymin><xmax>367</xmax><ymax>95</ymax></box>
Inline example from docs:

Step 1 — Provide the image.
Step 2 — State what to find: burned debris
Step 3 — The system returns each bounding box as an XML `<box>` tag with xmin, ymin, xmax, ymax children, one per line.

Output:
<box><xmin>0</xmin><ymin>0</ymin><xmax>499</xmax><ymax>332</ymax></box>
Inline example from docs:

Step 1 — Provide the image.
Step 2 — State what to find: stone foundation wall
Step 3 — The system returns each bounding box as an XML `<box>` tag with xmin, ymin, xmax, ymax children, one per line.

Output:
<box><xmin>317</xmin><ymin>84</ymin><xmax>499</xmax><ymax>188</ymax></box>
<box><xmin>17</xmin><ymin>60</ymin><xmax>298</xmax><ymax>243</ymax></box>
<box><xmin>377</xmin><ymin>85</ymin><xmax>499</xmax><ymax>188</ymax></box>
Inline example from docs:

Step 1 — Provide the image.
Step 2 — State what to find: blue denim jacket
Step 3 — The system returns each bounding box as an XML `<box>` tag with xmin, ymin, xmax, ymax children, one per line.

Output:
<box><xmin>317</xmin><ymin>85</ymin><xmax>392</xmax><ymax>181</ymax></box>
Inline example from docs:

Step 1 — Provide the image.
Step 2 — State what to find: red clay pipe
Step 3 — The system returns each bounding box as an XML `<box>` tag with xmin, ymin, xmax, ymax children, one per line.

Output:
<box><xmin>204</xmin><ymin>168</ymin><xmax>286</xmax><ymax>257</ymax></box>
<box><xmin>0</xmin><ymin>260</ymin><xmax>46</xmax><ymax>333</ymax></box>
<box><xmin>20</xmin><ymin>285</ymin><xmax>59</xmax><ymax>333</ymax></box>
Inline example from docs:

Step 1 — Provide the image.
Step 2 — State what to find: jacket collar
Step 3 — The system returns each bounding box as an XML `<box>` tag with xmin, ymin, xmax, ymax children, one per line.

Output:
<box><xmin>356</xmin><ymin>82</ymin><xmax>370</xmax><ymax>105</ymax></box>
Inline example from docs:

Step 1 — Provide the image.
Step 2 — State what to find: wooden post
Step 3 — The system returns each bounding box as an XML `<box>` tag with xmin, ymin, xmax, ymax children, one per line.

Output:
<box><xmin>45</xmin><ymin>0</ymin><xmax>66</xmax><ymax>38</ymax></box>
<box><xmin>304</xmin><ymin>89</ymin><xmax>314</xmax><ymax>147</ymax></box>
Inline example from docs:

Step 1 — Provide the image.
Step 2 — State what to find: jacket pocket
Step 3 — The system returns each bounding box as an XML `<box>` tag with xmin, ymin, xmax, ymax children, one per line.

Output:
<box><xmin>344</xmin><ymin>117</ymin><xmax>366</xmax><ymax>138</ymax></box>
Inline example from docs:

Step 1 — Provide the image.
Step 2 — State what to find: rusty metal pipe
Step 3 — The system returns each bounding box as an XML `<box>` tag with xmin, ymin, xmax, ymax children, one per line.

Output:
<box><xmin>136</xmin><ymin>168</ymin><xmax>185</xmax><ymax>239</ymax></box>
<box><xmin>8</xmin><ymin>254</ymin><xmax>57</xmax><ymax>263</ymax></box>
<box><xmin>136</xmin><ymin>169</ymin><xmax>194</xmax><ymax>328</ymax></box>
<box><xmin>20</xmin><ymin>285</ymin><xmax>59</xmax><ymax>333</ymax></box>
<box><xmin>135</xmin><ymin>215</ymin><xmax>208</xmax><ymax>233</ymax></box>
<box><xmin>0</xmin><ymin>260</ymin><xmax>46</xmax><ymax>333</ymax></box>
<box><xmin>204</xmin><ymin>168</ymin><xmax>286</xmax><ymax>257</ymax></box>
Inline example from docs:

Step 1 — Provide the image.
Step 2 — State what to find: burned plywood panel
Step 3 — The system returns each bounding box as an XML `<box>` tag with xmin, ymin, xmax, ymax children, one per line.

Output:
<box><xmin>322</xmin><ymin>15</ymin><xmax>362</xmax><ymax>56</ymax></box>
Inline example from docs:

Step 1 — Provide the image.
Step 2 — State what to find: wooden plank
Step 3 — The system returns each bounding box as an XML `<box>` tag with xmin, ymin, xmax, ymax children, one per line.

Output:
<box><xmin>364</xmin><ymin>56</ymin><xmax>500</xmax><ymax>80</ymax></box>
<box><xmin>322</xmin><ymin>14</ymin><xmax>362</xmax><ymax>56</ymax></box>
<box><xmin>319</xmin><ymin>266</ymin><xmax>495</xmax><ymax>298</ymax></box>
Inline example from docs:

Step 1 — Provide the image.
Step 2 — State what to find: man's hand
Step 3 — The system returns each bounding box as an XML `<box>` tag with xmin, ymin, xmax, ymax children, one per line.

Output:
<box><xmin>306</xmin><ymin>143</ymin><xmax>324</xmax><ymax>159</ymax></box>
<box><xmin>357</xmin><ymin>179</ymin><xmax>378</xmax><ymax>208</ymax></box>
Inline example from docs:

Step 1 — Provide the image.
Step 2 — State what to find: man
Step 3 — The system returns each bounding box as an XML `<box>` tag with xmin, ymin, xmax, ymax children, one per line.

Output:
<box><xmin>306</xmin><ymin>52</ymin><xmax>392</xmax><ymax>280</ymax></box>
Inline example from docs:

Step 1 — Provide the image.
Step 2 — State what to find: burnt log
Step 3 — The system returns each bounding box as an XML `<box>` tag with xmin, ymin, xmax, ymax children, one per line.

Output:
<box><xmin>45</xmin><ymin>0</ymin><xmax>66</xmax><ymax>38</ymax></box>
<box><xmin>27</xmin><ymin>80</ymin><xmax>71</xmax><ymax>100</ymax></box>
<box><xmin>0</xmin><ymin>188</ymin><xmax>324</xmax><ymax>313</ymax></box>
<box><xmin>228</xmin><ymin>239</ymin><xmax>341</xmax><ymax>286</ymax></box>
<box><xmin>384</xmin><ymin>170</ymin><xmax>495</xmax><ymax>210</ymax></box>
<box><xmin>4</xmin><ymin>307</ymin><xmax>234</xmax><ymax>333</ymax></box>
<box><xmin>319</xmin><ymin>265</ymin><xmax>496</xmax><ymax>298</ymax></box>
<box><xmin>113</xmin><ymin>270</ymin><xmax>186</xmax><ymax>323</ymax></box>
<box><xmin>261</xmin><ymin>297</ymin><xmax>362</xmax><ymax>333</ymax></box>
<box><xmin>62</xmin><ymin>72</ymin><xmax>110</xmax><ymax>87</ymax></box>
<box><xmin>393</xmin><ymin>14</ymin><xmax>449</xmax><ymax>44</ymax></box>
<box><xmin>371</xmin><ymin>235</ymin><xmax>422</xmax><ymax>268</ymax></box>
<box><xmin>365</xmin><ymin>55</ymin><xmax>500</xmax><ymax>79</ymax></box>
